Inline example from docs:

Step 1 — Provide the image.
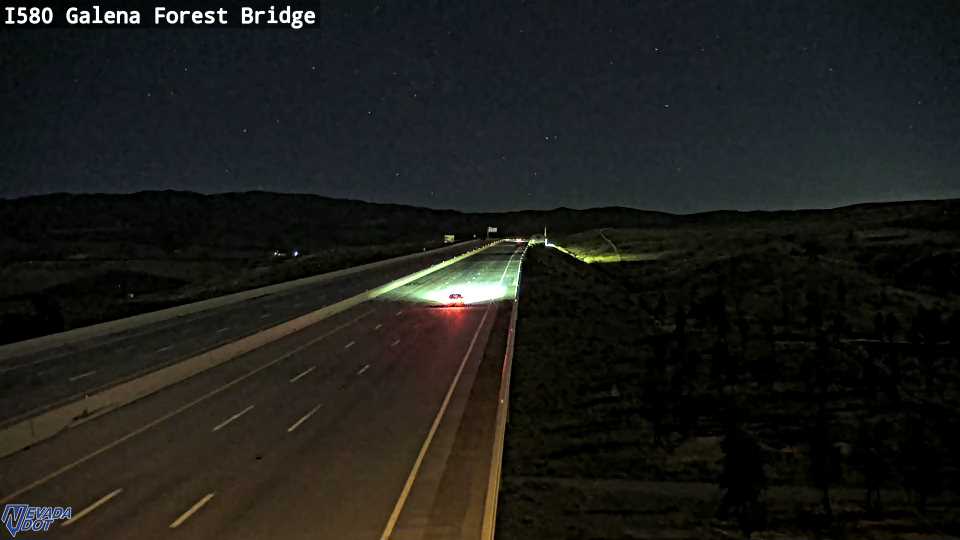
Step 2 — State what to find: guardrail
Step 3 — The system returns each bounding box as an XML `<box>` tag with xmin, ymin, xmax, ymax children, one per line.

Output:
<box><xmin>480</xmin><ymin>243</ymin><xmax>526</xmax><ymax>539</ymax></box>
<box><xmin>0</xmin><ymin>241</ymin><xmax>501</xmax><ymax>459</ymax></box>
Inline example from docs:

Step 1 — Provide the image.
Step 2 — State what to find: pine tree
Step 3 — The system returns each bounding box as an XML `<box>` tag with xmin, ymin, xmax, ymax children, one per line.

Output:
<box><xmin>854</xmin><ymin>418</ymin><xmax>889</xmax><ymax>515</ymax></box>
<box><xmin>883</xmin><ymin>312</ymin><xmax>900</xmax><ymax>342</ymax></box>
<box><xmin>674</xmin><ymin>306</ymin><xmax>687</xmax><ymax>337</ymax></box>
<box><xmin>718</xmin><ymin>424</ymin><xmax>767</xmax><ymax>538</ymax></box>
<box><xmin>645</xmin><ymin>337</ymin><xmax>671</xmax><ymax>447</ymax></box>
<box><xmin>911</xmin><ymin>307</ymin><xmax>943</xmax><ymax>393</ymax></box>
<box><xmin>873</xmin><ymin>312</ymin><xmax>886</xmax><ymax>341</ymax></box>
<box><xmin>654</xmin><ymin>292</ymin><xmax>668</xmax><ymax>323</ymax></box>
<box><xmin>809</xmin><ymin>404</ymin><xmax>841</xmax><ymax>520</ymax></box>
<box><xmin>803</xmin><ymin>289</ymin><xmax>824</xmax><ymax>332</ymax></box>
<box><xmin>949</xmin><ymin>310</ymin><xmax>960</xmax><ymax>347</ymax></box>
<box><xmin>898</xmin><ymin>416</ymin><xmax>942</xmax><ymax>514</ymax></box>
<box><xmin>836</xmin><ymin>278</ymin><xmax>848</xmax><ymax>306</ymax></box>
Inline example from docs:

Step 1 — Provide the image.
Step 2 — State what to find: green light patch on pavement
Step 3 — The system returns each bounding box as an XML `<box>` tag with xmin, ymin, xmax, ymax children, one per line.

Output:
<box><xmin>416</xmin><ymin>282</ymin><xmax>512</xmax><ymax>305</ymax></box>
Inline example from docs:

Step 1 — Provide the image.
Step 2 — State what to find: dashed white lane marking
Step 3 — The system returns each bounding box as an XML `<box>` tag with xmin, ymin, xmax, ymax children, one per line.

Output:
<box><xmin>378</xmin><ymin>304</ymin><xmax>493</xmax><ymax>540</ymax></box>
<box><xmin>169</xmin><ymin>492</ymin><xmax>215</xmax><ymax>529</ymax></box>
<box><xmin>212</xmin><ymin>405</ymin><xmax>255</xmax><ymax>432</ymax></box>
<box><xmin>62</xmin><ymin>488</ymin><xmax>123</xmax><ymax>528</ymax></box>
<box><xmin>357</xmin><ymin>364</ymin><xmax>370</xmax><ymax>375</ymax></box>
<box><xmin>156</xmin><ymin>345</ymin><xmax>173</xmax><ymax>352</ymax></box>
<box><xmin>289</xmin><ymin>366</ymin><xmax>316</xmax><ymax>383</ymax></box>
<box><xmin>68</xmin><ymin>370</ymin><xmax>96</xmax><ymax>382</ymax></box>
<box><xmin>344</xmin><ymin>341</ymin><xmax>355</xmax><ymax>349</ymax></box>
<box><xmin>375</xmin><ymin>324</ymin><xmax>383</xmax><ymax>330</ymax></box>
<box><xmin>498</xmin><ymin>250</ymin><xmax>518</xmax><ymax>283</ymax></box>
<box><xmin>391</xmin><ymin>339</ymin><xmax>401</xmax><ymax>347</ymax></box>
<box><xmin>287</xmin><ymin>403</ymin><xmax>323</xmax><ymax>433</ymax></box>
<box><xmin>0</xmin><ymin>310</ymin><xmax>375</xmax><ymax>506</ymax></box>
<box><xmin>216</xmin><ymin>327</ymin><xmax>230</xmax><ymax>333</ymax></box>
<box><xmin>260</xmin><ymin>313</ymin><xmax>272</xmax><ymax>319</ymax></box>
<box><xmin>396</xmin><ymin>310</ymin><xmax>403</xmax><ymax>316</ymax></box>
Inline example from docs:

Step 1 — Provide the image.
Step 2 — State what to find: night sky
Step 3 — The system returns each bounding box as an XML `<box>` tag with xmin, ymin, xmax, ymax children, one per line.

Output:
<box><xmin>2</xmin><ymin>1</ymin><xmax>959</xmax><ymax>212</ymax></box>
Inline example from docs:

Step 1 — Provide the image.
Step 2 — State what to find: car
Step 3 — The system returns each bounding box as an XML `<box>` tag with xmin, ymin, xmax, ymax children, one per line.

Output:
<box><xmin>448</xmin><ymin>293</ymin><xmax>465</xmax><ymax>306</ymax></box>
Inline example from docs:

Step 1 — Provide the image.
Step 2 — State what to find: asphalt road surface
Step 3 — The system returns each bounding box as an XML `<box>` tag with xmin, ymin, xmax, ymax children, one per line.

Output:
<box><xmin>0</xmin><ymin>241</ymin><xmax>525</xmax><ymax>540</ymax></box>
<box><xmin>0</xmin><ymin>241</ymin><xmax>488</xmax><ymax>423</ymax></box>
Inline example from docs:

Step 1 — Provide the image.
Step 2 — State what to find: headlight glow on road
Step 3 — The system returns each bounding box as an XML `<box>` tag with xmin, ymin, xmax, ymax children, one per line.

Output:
<box><xmin>418</xmin><ymin>282</ymin><xmax>510</xmax><ymax>305</ymax></box>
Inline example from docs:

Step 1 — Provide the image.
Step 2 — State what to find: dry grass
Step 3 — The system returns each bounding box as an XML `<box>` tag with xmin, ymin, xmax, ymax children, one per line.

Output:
<box><xmin>499</xmin><ymin>209</ymin><xmax>960</xmax><ymax>539</ymax></box>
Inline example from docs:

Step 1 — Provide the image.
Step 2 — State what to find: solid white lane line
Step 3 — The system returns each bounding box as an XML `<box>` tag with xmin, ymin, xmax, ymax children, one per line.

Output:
<box><xmin>357</xmin><ymin>364</ymin><xmax>370</xmax><ymax>375</ymax></box>
<box><xmin>212</xmin><ymin>405</ymin><xmax>255</xmax><ymax>432</ymax></box>
<box><xmin>391</xmin><ymin>339</ymin><xmax>400</xmax><ymax>347</ymax></box>
<box><xmin>498</xmin><ymin>249</ymin><xmax>520</xmax><ymax>284</ymax></box>
<box><xmin>61</xmin><ymin>488</ymin><xmax>123</xmax><ymax>528</ymax></box>
<box><xmin>379</xmin><ymin>304</ymin><xmax>493</xmax><ymax>540</ymax></box>
<box><xmin>68</xmin><ymin>370</ymin><xmax>96</xmax><ymax>382</ymax></box>
<box><xmin>156</xmin><ymin>345</ymin><xmax>173</xmax><ymax>352</ymax></box>
<box><xmin>0</xmin><ymin>310</ymin><xmax>374</xmax><ymax>506</ymax></box>
<box><xmin>169</xmin><ymin>493</ymin><xmax>215</xmax><ymax>529</ymax></box>
<box><xmin>375</xmin><ymin>324</ymin><xmax>383</xmax><ymax>330</ymax></box>
<box><xmin>344</xmin><ymin>341</ymin><xmax>355</xmax><ymax>349</ymax></box>
<box><xmin>289</xmin><ymin>366</ymin><xmax>316</xmax><ymax>383</ymax></box>
<box><xmin>287</xmin><ymin>403</ymin><xmax>323</xmax><ymax>433</ymax></box>
<box><xmin>216</xmin><ymin>327</ymin><xmax>230</xmax><ymax>333</ymax></box>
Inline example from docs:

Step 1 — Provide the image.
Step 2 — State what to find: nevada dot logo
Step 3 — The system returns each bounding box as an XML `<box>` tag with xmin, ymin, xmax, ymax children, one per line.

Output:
<box><xmin>2</xmin><ymin>504</ymin><xmax>73</xmax><ymax>537</ymax></box>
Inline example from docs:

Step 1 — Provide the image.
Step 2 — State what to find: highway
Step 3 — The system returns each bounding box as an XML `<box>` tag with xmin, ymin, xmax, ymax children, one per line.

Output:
<box><xmin>0</xmin><ymin>241</ymin><xmax>525</xmax><ymax>539</ymax></box>
<box><xmin>0</xmin><ymin>240</ymin><xmax>487</xmax><ymax>424</ymax></box>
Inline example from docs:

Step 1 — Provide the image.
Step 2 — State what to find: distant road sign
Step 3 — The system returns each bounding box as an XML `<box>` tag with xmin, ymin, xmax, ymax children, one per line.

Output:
<box><xmin>487</xmin><ymin>227</ymin><xmax>498</xmax><ymax>233</ymax></box>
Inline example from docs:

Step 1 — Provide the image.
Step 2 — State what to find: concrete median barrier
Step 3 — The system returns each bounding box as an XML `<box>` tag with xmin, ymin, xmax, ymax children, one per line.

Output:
<box><xmin>0</xmin><ymin>241</ymin><xmax>500</xmax><ymax>459</ymax></box>
<box><xmin>0</xmin><ymin>240</ymin><xmax>485</xmax><ymax>363</ymax></box>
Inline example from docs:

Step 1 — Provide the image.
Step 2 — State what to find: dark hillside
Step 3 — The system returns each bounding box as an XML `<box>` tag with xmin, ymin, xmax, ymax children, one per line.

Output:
<box><xmin>0</xmin><ymin>192</ymin><xmax>680</xmax><ymax>260</ymax></box>
<box><xmin>1</xmin><ymin>192</ymin><xmax>956</xmax><ymax>345</ymax></box>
